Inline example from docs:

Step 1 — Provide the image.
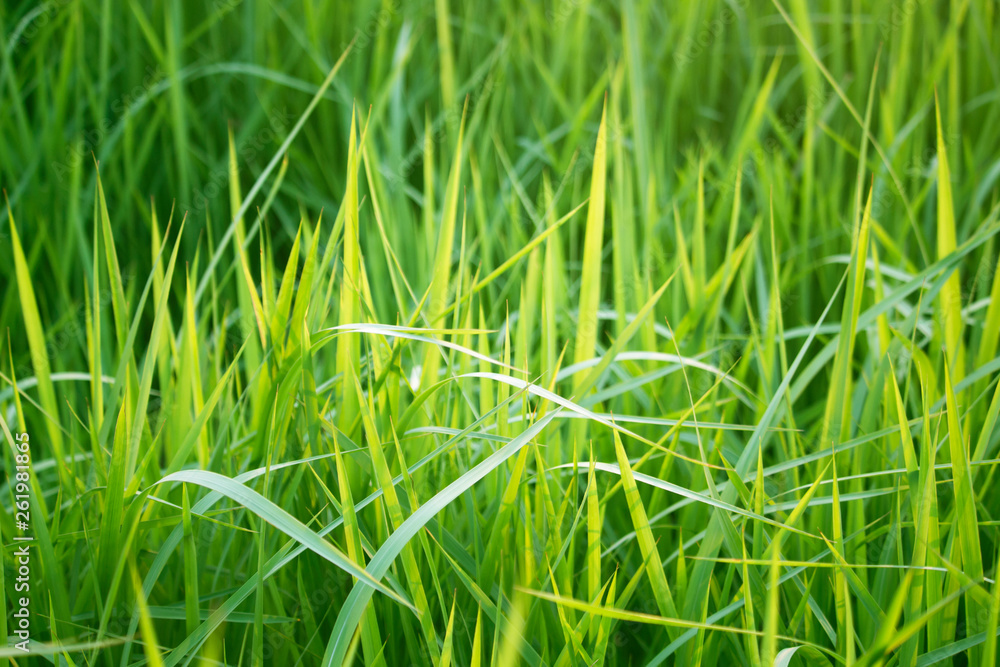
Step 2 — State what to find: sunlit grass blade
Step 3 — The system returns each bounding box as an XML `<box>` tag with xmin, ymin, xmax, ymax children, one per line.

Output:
<box><xmin>130</xmin><ymin>559</ymin><xmax>166</xmax><ymax>667</ymax></box>
<box><xmin>420</xmin><ymin>99</ymin><xmax>467</xmax><ymax>393</ymax></box>
<box><xmin>935</xmin><ymin>92</ymin><xmax>965</xmax><ymax>383</ymax></box>
<box><xmin>944</xmin><ymin>361</ymin><xmax>985</xmax><ymax>661</ymax></box>
<box><xmin>6</xmin><ymin>196</ymin><xmax>67</xmax><ymax>484</ymax></box>
<box><xmin>611</xmin><ymin>428</ymin><xmax>679</xmax><ymax>633</ymax></box>
<box><xmin>573</xmin><ymin>96</ymin><xmax>608</xmax><ymax>375</ymax></box>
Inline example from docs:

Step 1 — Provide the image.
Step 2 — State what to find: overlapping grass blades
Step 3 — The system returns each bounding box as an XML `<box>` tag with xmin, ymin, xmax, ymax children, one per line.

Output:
<box><xmin>3</xmin><ymin>2</ymin><xmax>1000</xmax><ymax>666</ymax></box>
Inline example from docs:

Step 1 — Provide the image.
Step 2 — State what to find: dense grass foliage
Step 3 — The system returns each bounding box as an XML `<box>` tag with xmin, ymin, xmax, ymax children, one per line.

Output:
<box><xmin>3</xmin><ymin>0</ymin><xmax>1000</xmax><ymax>665</ymax></box>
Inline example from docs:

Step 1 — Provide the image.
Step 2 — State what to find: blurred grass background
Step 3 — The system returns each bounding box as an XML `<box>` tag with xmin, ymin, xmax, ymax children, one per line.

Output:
<box><xmin>2</xmin><ymin>0</ymin><xmax>994</xmax><ymax>331</ymax></box>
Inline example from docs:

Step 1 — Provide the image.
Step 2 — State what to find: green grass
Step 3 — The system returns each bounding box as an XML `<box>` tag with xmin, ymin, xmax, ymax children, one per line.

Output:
<box><xmin>2</xmin><ymin>0</ymin><xmax>1000</xmax><ymax>665</ymax></box>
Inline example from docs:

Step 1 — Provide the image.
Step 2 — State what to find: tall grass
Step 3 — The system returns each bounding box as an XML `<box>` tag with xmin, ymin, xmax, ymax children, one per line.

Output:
<box><xmin>2</xmin><ymin>0</ymin><xmax>1000</xmax><ymax>665</ymax></box>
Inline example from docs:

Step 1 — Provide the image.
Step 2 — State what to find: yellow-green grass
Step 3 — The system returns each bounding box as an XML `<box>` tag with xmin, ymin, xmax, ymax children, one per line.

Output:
<box><xmin>1</xmin><ymin>1</ymin><xmax>1000</xmax><ymax>665</ymax></box>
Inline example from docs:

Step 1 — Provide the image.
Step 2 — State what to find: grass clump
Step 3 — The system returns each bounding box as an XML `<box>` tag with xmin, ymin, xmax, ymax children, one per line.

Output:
<box><xmin>2</xmin><ymin>0</ymin><xmax>1000</xmax><ymax>665</ymax></box>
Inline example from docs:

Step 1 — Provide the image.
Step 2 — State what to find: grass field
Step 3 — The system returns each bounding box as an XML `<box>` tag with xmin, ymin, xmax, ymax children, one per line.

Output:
<box><xmin>2</xmin><ymin>0</ymin><xmax>1000</xmax><ymax>664</ymax></box>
